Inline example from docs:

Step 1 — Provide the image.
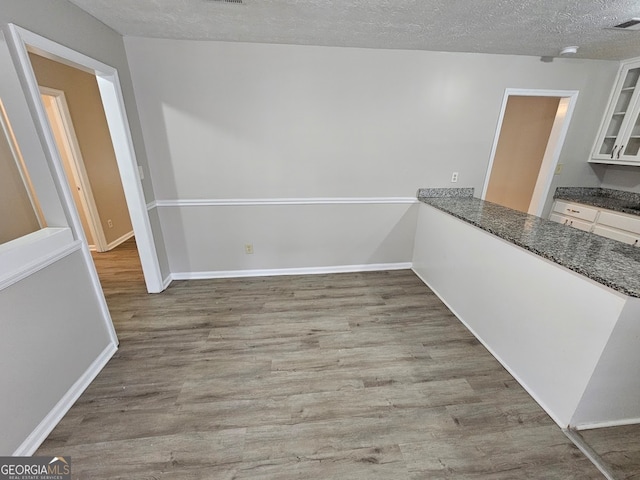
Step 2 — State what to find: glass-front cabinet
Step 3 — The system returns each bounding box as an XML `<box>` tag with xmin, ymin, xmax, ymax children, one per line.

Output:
<box><xmin>591</xmin><ymin>59</ymin><xmax>640</xmax><ymax>165</ymax></box>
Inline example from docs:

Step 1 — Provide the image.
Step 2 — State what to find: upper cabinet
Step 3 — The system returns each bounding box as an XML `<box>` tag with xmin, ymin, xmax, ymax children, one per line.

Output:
<box><xmin>591</xmin><ymin>58</ymin><xmax>640</xmax><ymax>166</ymax></box>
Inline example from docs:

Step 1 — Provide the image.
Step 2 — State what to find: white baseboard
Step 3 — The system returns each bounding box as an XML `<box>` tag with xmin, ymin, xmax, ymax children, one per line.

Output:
<box><xmin>162</xmin><ymin>274</ymin><xmax>172</xmax><ymax>290</ymax></box>
<box><xmin>572</xmin><ymin>417</ymin><xmax>640</xmax><ymax>430</ymax></box>
<box><xmin>172</xmin><ymin>262</ymin><xmax>413</xmax><ymax>281</ymax></box>
<box><xmin>563</xmin><ymin>429</ymin><xmax>617</xmax><ymax>480</ymax></box>
<box><xmin>107</xmin><ymin>230</ymin><xmax>134</xmax><ymax>251</ymax></box>
<box><xmin>12</xmin><ymin>342</ymin><xmax>118</xmax><ymax>456</ymax></box>
<box><xmin>411</xmin><ymin>267</ymin><xmax>567</xmax><ymax>429</ymax></box>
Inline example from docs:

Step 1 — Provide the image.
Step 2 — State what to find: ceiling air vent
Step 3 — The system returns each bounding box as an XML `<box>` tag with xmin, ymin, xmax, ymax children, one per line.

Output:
<box><xmin>611</xmin><ymin>18</ymin><xmax>640</xmax><ymax>30</ymax></box>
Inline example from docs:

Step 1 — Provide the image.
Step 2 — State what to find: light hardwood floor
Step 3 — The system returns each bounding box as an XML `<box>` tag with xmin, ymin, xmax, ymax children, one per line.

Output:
<box><xmin>35</xmin><ymin>238</ymin><xmax>638</xmax><ymax>479</ymax></box>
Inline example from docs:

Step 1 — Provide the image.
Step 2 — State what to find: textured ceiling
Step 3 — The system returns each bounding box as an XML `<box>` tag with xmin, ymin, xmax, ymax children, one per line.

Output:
<box><xmin>67</xmin><ymin>0</ymin><xmax>640</xmax><ymax>60</ymax></box>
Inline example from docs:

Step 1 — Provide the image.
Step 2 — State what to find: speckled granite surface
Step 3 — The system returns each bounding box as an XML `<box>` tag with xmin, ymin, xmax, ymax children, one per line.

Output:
<box><xmin>416</xmin><ymin>187</ymin><xmax>474</xmax><ymax>198</ymax></box>
<box><xmin>417</xmin><ymin>194</ymin><xmax>640</xmax><ymax>298</ymax></box>
<box><xmin>554</xmin><ymin>187</ymin><xmax>640</xmax><ymax>216</ymax></box>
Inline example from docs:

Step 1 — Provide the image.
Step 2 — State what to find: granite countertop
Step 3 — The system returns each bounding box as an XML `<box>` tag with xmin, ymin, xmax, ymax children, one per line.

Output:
<box><xmin>417</xmin><ymin>188</ymin><xmax>640</xmax><ymax>298</ymax></box>
<box><xmin>554</xmin><ymin>187</ymin><xmax>640</xmax><ymax>217</ymax></box>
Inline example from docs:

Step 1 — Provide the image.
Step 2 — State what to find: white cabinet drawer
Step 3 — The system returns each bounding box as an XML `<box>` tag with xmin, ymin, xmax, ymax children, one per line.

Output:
<box><xmin>549</xmin><ymin>213</ymin><xmax>593</xmax><ymax>232</ymax></box>
<box><xmin>552</xmin><ymin>201</ymin><xmax>599</xmax><ymax>222</ymax></box>
<box><xmin>596</xmin><ymin>210</ymin><xmax>640</xmax><ymax>235</ymax></box>
<box><xmin>592</xmin><ymin>225</ymin><xmax>640</xmax><ymax>246</ymax></box>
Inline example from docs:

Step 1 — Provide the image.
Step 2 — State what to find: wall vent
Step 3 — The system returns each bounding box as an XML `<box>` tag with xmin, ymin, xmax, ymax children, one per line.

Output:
<box><xmin>611</xmin><ymin>18</ymin><xmax>640</xmax><ymax>30</ymax></box>
<box><xmin>208</xmin><ymin>0</ymin><xmax>244</xmax><ymax>3</ymax></box>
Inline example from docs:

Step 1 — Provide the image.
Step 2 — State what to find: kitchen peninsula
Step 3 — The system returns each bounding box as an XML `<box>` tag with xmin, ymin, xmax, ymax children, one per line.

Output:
<box><xmin>412</xmin><ymin>188</ymin><xmax>640</xmax><ymax>430</ymax></box>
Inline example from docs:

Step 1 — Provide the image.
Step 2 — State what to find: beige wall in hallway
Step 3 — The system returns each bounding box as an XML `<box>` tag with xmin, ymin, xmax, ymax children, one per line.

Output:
<box><xmin>485</xmin><ymin>96</ymin><xmax>561</xmax><ymax>213</ymax></box>
<box><xmin>29</xmin><ymin>52</ymin><xmax>132</xmax><ymax>245</ymax></box>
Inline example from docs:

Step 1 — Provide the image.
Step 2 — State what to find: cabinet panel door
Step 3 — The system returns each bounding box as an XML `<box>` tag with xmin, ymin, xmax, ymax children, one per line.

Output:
<box><xmin>549</xmin><ymin>213</ymin><xmax>568</xmax><ymax>225</ymax></box>
<box><xmin>549</xmin><ymin>213</ymin><xmax>593</xmax><ymax>232</ymax></box>
<box><xmin>592</xmin><ymin>225</ymin><xmax>640</xmax><ymax>245</ymax></box>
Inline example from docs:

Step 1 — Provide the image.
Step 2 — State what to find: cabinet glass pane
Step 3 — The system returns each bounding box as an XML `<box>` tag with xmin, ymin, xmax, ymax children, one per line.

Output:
<box><xmin>622</xmin><ymin>110</ymin><xmax>640</xmax><ymax>156</ymax></box>
<box><xmin>599</xmin><ymin>137</ymin><xmax>616</xmax><ymax>155</ymax></box>
<box><xmin>624</xmin><ymin>137</ymin><xmax>640</xmax><ymax>156</ymax></box>
<box><xmin>622</xmin><ymin>68</ymin><xmax>640</xmax><ymax>89</ymax></box>
<box><xmin>614</xmin><ymin>90</ymin><xmax>634</xmax><ymax>113</ymax></box>
<box><xmin>605</xmin><ymin>113</ymin><xmax>625</xmax><ymax>137</ymax></box>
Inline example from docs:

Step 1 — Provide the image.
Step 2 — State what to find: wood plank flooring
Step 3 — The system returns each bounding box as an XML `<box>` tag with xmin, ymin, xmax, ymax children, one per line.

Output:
<box><xmin>578</xmin><ymin>426</ymin><xmax>640</xmax><ymax>480</ymax></box>
<box><xmin>35</xmin><ymin>238</ymin><xmax>635</xmax><ymax>479</ymax></box>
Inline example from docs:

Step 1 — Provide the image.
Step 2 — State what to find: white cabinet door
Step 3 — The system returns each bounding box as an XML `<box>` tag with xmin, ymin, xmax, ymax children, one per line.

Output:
<box><xmin>591</xmin><ymin>60</ymin><xmax>640</xmax><ymax>165</ymax></box>
<box><xmin>592</xmin><ymin>225</ymin><xmax>640</xmax><ymax>246</ymax></box>
<box><xmin>549</xmin><ymin>213</ymin><xmax>594</xmax><ymax>232</ymax></box>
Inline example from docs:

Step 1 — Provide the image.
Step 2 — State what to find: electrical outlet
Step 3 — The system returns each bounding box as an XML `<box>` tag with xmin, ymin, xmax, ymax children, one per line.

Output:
<box><xmin>244</xmin><ymin>244</ymin><xmax>254</xmax><ymax>254</ymax></box>
<box><xmin>107</xmin><ymin>219</ymin><xmax>113</xmax><ymax>228</ymax></box>
<box><xmin>451</xmin><ymin>172</ymin><xmax>459</xmax><ymax>183</ymax></box>
<box><xmin>555</xmin><ymin>163</ymin><xmax>564</xmax><ymax>175</ymax></box>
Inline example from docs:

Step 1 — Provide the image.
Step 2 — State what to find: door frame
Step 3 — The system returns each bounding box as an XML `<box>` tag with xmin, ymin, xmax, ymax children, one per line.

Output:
<box><xmin>6</xmin><ymin>24</ymin><xmax>165</xmax><ymax>293</ymax></box>
<box><xmin>40</xmin><ymin>87</ymin><xmax>108</xmax><ymax>252</ymax></box>
<box><xmin>481</xmin><ymin>88</ymin><xmax>579</xmax><ymax>217</ymax></box>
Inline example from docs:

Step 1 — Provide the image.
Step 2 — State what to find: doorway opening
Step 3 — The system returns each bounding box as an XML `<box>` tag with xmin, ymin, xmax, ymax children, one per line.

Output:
<box><xmin>40</xmin><ymin>88</ymin><xmax>111</xmax><ymax>252</ymax></box>
<box><xmin>7</xmin><ymin>24</ymin><xmax>164</xmax><ymax>293</ymax></box>
<box><xmin>482</xmin><ymin>89</ymin><xmax>578</xmax><ymax>216</ymax></box>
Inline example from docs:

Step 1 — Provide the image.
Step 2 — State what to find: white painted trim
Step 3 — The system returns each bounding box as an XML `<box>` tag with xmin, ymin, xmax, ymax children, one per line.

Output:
<box><xmin>95</xmin><ymin>73</ymin><xmax>163</xmax><ymax>292</ymax></box>
<box><xmin>572</xmin><ymin>417</ymin><xmax>640</xmax><ymax>431</ymax></box>
<box><xmin>156</xmin><ymin>197</ymin><xmax>418</xmax><ymax>207</ymax></box>
<box><xmin>106</xmin><ymin>230</ymin><xmax>134</xmax><ymax>251</ymax></box>
<box><xmin>146</xmin><ymin>200</ymin><xmax>157</xmax><ymax>210</ymax></box>
<box><xmin>411</xmin><ymin>266</ymin><xmax>567</xmax><ymax>429</ymax></box>
<box><xmin>39</xmin><ymin>88</ymin><xmax>108</xmax><ymax>251</ymax></box>
<box><xmin>529</xmin><ymin>94</ymin><xmax>578</xmax><ymax>216</ymax></box>
<box><xmin>562</xmin><ymin>429</ymin><xmax>617</xmax><ymax>480</ymax></box>
<box><xmin>7</xmin><ymin>24</ymin><xmax>164</xmax><ymax>293</ymax></box>
<box><xmin>12</xmin><ymin>342</ymin><xmax>117</xmax><ymax>456</ymax></box>
<box><xmin>589</xmin><ymin>158</ymin><xmax>640</xmax><ymax>167</ymax></box>
<box><xmin>162</xmin><ymin>274</ymin><xmax>173</xmax><ymax>290</ymax></box>
<box><xmin>172</xmin><ymin>262</ymin><xmax>413</xmax><ymax>281</ymax></box>
<box><xmin>0</xmin><ymin>229</ymin><xmax>78</xmax><ymax>291</ymax></box>
<box><xmin>481</xmin><ymin>88</ymin><xmax>579</xmax><ymax>216</ymax></box>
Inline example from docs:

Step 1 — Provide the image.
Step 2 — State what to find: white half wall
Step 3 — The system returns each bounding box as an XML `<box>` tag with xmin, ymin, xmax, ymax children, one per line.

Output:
<box><xmin>570</xmin><ymin>296</ymin><xmax>640</xmax><ymax>429</ymax></box>
<box><xmin>159</xmin><ymin>201</ymin><xmax>418</xmax><ymax>275</ymax></box>
<box><xmin>0</xmin><ymin>250</ymin><xmax>115</xmax><ymax>455</ymax></box>
<box><xmin>124</xmin><ymin>38</ymin><xmax>619</xmax><ymax>275</ymax></box>
<box><xmin>412</xmin><ymin>204</ymin><xmax>627</xmax><ymax>428</ymax></box>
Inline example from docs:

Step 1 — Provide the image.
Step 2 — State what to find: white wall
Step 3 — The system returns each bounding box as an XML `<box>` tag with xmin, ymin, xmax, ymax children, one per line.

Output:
<box><xmin>600</xmin><ymin>164</ymin><xmax>640</xmax><ymax>193</ymax></box>
<box><xmin>124</xmin><ymin>37</ymin><xmax>618</xmax><ymax>274</ymax></box>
